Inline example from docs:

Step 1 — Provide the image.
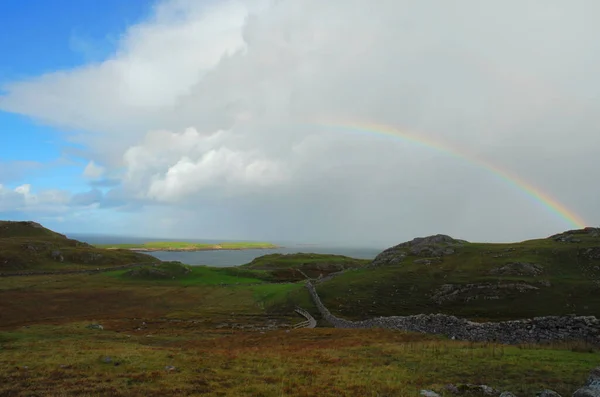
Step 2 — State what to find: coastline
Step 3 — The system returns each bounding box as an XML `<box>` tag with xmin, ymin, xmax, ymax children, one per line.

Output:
<box><xmin>105</xmin><ymin>245</ymin><xmax>281</xmax><ymax>252</ymax></box>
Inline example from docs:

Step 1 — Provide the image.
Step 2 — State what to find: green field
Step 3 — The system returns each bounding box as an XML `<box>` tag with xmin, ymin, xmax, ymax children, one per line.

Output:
<box><xmin>95</xmin><ymin>241</ymin><xmax>279</xmax><ymax>251</ymax></box>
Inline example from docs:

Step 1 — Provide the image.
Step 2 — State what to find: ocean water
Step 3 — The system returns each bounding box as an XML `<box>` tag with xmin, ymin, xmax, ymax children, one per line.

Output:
<box><xmin>69</xmin><ymin>234</ymin><xmax>384</xmax><ymax>267</ymax></box>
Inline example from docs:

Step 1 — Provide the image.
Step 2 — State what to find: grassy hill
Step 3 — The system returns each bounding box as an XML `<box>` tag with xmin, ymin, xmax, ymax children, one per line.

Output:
<box><xmin>242</xmin><ymin>253</ymin><xmax>370</xmax><ymax>282</ymax></box>
<box><xmin>311</xmin><ymin>228</ymin><xmax>600</xmax><ymax>321</ymax></box>
<box><xmin>0</xmin><ymin>220</ymin><xmax>157</xmax><ymax>273</ymax></box>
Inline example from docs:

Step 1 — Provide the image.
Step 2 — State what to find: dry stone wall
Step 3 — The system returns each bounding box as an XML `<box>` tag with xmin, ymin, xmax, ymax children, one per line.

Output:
<box><xmin>306</xmin><ymin>281</ymin><xmax>600</xmax><ymax>345</ymax></box>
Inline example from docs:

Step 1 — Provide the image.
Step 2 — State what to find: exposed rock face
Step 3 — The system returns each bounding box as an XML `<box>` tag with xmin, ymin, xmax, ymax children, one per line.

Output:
<box><xmin>550</xmin><ymin>227</ymin><xmax>600</xmax><ymax>243</ymax></box>
<box><xmin>489</xmin><ymin>262</ymin><xmax>544</xmax><ymax>276</ymax></box>
<box><xmin>431</xmin><ymin>282</ymin><xmax>539</xmax><ymax>305</ymax></box>
<box><xmin>305</xmin><ymin>281</ymin><xmax>600</xmax><ymax>344</ymax></box>
<box><xmin>370</xmin><ymin>234</ymin><xmax>467</xmax><ymax>267</ymax></box>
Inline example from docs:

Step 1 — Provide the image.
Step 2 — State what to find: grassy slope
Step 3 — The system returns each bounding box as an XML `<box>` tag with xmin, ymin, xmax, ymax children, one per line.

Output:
<box><xmin>96</xmin><ymin>241</ymin><xmax>279</xmax><ymax>251</ymax></box>
<box><xmin>0</xmin><ymin>221</ymin><xmax>157</xmax><ymax>273</ymax></box>
<box><xmin>0</xmin><ymin>263</ymin><xmax>597</xmax><ymax>396</ymax></box>
<box><xmin>315</xmin><ymin>229</ymin><xmax>600</xmax><ymax>321</ymax></box>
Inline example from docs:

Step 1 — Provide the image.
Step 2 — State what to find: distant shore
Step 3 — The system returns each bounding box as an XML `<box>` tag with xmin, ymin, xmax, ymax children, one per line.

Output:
<box><xmin>96</xmin><ymin>241</ymin><xmax>280</xmax><ymax>252</ymax></box>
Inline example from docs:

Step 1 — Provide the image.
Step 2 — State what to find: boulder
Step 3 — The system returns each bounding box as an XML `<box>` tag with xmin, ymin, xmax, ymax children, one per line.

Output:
<box><xmin>538</xmin><ymin>390</ymin><xmax>562</xmax><ymax>397</ymax></box>
<box><xmin>420</xmin><ymin>391</ymin><xmax>441</xmax><ymax>397</ymax></box>
<box><xmin>573</xmin><ymin>367</ymin><xmax>600</xmax><ymax>397</ymax></box>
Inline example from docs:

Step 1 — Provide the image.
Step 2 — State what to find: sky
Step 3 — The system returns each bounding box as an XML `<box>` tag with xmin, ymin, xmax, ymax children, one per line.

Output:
<box><xmin>0</xmin><ymin>0</ymin><xmax>599</xmax><ymax>246</ymax></box>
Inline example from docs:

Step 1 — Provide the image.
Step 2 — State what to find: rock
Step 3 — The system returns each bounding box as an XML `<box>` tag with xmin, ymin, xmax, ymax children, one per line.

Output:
<box><xmin>571</xmin><ymin>367</ymin><xmax>600</xmax><ymax>397</ymax></box>
<box><xmin>538</xmin><ymin>390</ymin><xmax>562</xmax><ymax>397</ymax></box>
<box><xmin>581</xmin><ymin>248</ymin><xmax>600</xmax><ymax>260</ymax></box>
<box><xmin>490</xmin><ymin>262</ymin><xmax>544</xmax><ymax>276</ymax></box>
<box><xmin>573</xmin><ymin>388</ymin><xmax>600</xmax><ymax>397</ymax></box>
<box><xmin>586</xmin><ymin>367</ymin><xmax>600</xmax><ymax>388</ymax></box>
<box><xmin>86</xmin><ymin>324</ymin><xmax>103</xmax><ymax>330</ymax></box>
<box><xmin>445</xmin><ymin>384</ymin><xmax>460</xmax><ymax>394</ymax></box>
<box><xmin>102</xmin><ymin>356</ymin><xmax>112</xmax><ymax>364</ymax></box>
<box><xmin>454</xmin><ymin>384</ymin><xmax>498</xmax><ymax>395</ymax></box>
<box><xmin>500</xmin><ymin>392</ymin><xmax>517</xmax><ymax>397</ymax></box>
<box><xmin>370</xmin><ymin>234</ymin><xmax>466</xmax><ymax>267</ymax></box>
<box><xmin>51</xmin><ymin>250</ymin><xmax>64</xmax><ymax>262</ymax></box>
<box><xmin>165</xmin><ymin>365</ymin><xmax>177</xmax><ymax>372</ymax></box>
<box><xmin>479</xmin><ymin>385</ymin><xmax>496</xmax><ymax>395</ymax></box>
<box><xmin>420</xmin><ymin>391</ymin><xmax>441</xmax><ymax>397</ymax></box>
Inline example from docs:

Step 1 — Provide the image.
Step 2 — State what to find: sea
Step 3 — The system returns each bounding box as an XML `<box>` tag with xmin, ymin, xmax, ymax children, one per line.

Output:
<box><xmin>68</xmin><ymin>234</ymin><xmax>384</xmax><ymax>268</ymax></box>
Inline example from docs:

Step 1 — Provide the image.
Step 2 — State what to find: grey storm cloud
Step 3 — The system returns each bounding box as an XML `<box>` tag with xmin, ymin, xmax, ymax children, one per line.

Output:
<box><xmin>1</xmin><ymin>0</ymin><xmax>599</xmax><ymax>245</ymax></box>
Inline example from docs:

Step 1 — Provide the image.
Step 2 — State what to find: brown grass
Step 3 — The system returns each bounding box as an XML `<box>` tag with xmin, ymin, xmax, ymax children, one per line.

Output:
<box><xmin>0</xmin><ymin>272</ymin><xmax>596</xmax><ymax>396</ymax></box>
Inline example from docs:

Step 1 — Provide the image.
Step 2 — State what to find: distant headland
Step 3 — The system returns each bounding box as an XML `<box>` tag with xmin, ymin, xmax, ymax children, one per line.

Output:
<box><xmin>94</xmin><ymin>241</ymin><xmax>280</xmax><ymax>252</ymax></box>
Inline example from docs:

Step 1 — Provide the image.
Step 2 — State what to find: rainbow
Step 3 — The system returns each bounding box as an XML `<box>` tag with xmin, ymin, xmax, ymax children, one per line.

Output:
<box><xmin>314</xmin><ymin>120</ymin><xmax>587</xmax><ymax>229</ymax></box>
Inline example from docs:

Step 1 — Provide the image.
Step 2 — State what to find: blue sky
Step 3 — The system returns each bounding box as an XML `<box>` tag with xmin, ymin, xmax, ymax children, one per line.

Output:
<box><xmin>0</xmin><ymin>1</ymin><xmax>598</xmax><ymax>243</ymax></box>
<box><xmin>0</xmin><ymin>0</ymin><xmax>158</xmax><ymax>235</ymax></box>
<box><xmin>0</xmin><ymin>1</ymin><xmax>154</xmax><ymax>212</ymax></box>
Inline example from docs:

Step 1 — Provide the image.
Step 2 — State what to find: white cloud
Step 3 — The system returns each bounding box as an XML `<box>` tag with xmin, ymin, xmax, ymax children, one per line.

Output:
<box><xmin>83</xmin><ymin>161</ymin><xmax>105</xmax><ymax>179</ymax></box>
<box><xmin>123</xmin><ymin>127</ymin><xmax>287</xmax><ymax>202</ymax></box>
<box><xmin>0</xmin><ymin>184</ymin><xmax>70</xmax><ymax>213</ymax></box>
<box><xmin>1</xmin><ymin>0</ymin><xmax>600</xmax><ymax>243</ymax></box>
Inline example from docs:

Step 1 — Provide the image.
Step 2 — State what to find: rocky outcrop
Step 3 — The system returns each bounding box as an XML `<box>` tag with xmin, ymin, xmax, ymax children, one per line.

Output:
<box><xmin>431</xmin><ymin>282</ymin><xmax>539</xmax><ymax>304</ymax></box>
<box><xmin>420</xmin><ymin>367</ymin><xmax>599</xmax><ymax>397</ymax></box>
<box><xmin>370</xmin><ymin>234</ymin><xmax>467</xmax><ymax>267</ymax></box>
<box><xmin>489</xmin><ymin>262</ymin><xmax>544</xmax><ymax>276</ymax></box>
<box><xmin>305</xmin><ymin>281</ymin><xmax>600</xmax><ymax>345</ymax></box>
<box><xmin>580</xmin><ymin>248</ymin><xmax>600</xmax><ymax>260</ymax></box>
<box><xmin>550</xmin><ymin>227</ymin><xmax>600</xmax><ymax>243</ymax></box>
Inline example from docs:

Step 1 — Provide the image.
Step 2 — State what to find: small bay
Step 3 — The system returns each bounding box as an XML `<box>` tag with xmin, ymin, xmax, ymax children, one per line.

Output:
<box><xmin>70</xmin><ymin>234</ymin><xmax>382</xmax><ymax>267</ymax></box>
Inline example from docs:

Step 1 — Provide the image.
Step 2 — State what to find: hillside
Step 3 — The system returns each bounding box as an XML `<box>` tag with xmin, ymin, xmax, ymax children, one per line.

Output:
<box><xmin>0</xmin><ymin>221</ymin><xmax>158</xmax><ymax>273</ymax></box>
<box><xmin>312</xmin><ymin>227</ymin><xmax>600</xmax><ymax>321</ymax></box>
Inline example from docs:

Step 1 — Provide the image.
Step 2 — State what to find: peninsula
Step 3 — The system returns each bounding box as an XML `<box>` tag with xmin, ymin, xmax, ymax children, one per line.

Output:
<box><xmin>94</xmin><ymin>241</ymin><xmax>280</xmax><ymax>252</ymax></box>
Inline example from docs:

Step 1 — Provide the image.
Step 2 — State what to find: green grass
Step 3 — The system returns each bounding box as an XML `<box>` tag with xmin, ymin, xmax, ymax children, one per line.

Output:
<box><xmin>95</xmin><ymin>241</ymin><xmax>279</xmax><ymax>251</ymax></box>
<box><xmin>106</xmin><ymin>262</ymin><xmax>267</xmax><ymax>285</ymax></box>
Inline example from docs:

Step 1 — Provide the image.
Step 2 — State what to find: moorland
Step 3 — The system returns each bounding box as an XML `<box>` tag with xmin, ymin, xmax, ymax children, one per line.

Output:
<box><xmin>1</xmin><ymin>220</ymin><xmax>600</xmax><ymax>396</ymax></box>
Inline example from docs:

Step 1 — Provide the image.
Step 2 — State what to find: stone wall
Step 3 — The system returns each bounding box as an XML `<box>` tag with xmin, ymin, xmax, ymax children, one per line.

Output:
<box><xmin>305</xmin><ymin>281</ymin><xmax>600</xmax><ymax>344</ymax></box>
